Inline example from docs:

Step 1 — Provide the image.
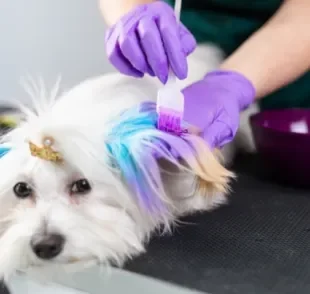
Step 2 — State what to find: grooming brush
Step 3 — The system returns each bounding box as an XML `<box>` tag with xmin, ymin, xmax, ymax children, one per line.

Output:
<box><xmin>157</xmin><ymin>0</ymin><xmax>184</xmax><ymax>135</ymax></box>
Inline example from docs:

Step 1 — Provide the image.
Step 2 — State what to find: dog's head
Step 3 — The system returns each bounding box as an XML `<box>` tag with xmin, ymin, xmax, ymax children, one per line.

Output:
<box><xmin>0</xmin><ymin>136</ymin><xmax>147</xmax><ymax>280</ymax></box>
<box><xmin>0</xmin><ymin>87</ymin><xmax>233</xmax><ymax>279</ymax></box>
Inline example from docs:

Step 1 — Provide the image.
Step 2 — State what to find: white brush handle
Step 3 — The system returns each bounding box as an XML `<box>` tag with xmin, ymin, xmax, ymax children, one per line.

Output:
<box><xmin>174</xmin><ymin>0</ymin><xmax>182</xmax><ymax>21</ymax></box>
<box><xmin>156</xmin><ymin>0</ymin><xmax>184</xmax><ymax>116</ymax></box>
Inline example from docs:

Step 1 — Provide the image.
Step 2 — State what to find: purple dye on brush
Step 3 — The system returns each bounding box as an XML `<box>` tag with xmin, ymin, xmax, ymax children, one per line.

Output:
<box><xmin>157</xmin><ymin>107</ymin><xmax>183</xmax><ymax>135</ymax></box>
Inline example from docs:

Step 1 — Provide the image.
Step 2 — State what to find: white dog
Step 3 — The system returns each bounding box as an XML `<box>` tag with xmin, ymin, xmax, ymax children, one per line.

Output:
<box><xmin>0</xmin><ymin>44</ymin><xmax>255</xmax><ymax>280</ymax></box>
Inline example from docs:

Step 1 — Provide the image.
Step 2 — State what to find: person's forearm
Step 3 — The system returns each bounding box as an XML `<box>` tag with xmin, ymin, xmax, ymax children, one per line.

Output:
<box><xmin>220</xmin><ymin>0</ymin><xmax>310</xmax><ymax>99</ymax></box>
<box><xmin>99</xmin><ymin>0</ymin><xmax>155</xmax><ymax>26</ymax></box>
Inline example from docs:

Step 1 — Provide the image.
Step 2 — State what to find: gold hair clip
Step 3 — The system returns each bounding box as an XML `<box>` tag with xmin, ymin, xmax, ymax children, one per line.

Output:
<box><xmin>29</xmin><ymin>136</ymin><xmax>63</xmax><ymax>163</ymax></box>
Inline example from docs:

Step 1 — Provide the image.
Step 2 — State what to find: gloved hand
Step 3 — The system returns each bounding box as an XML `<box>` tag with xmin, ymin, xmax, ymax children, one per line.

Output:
<box><xmin>182</xmin><ymin>70</ymin><xmax>256</xmax><ymax>148</ymax></box>
<box><xmin>105</xmin><ymin>1</ymin><xmax>196</xmax><ymax>83</ymax></box>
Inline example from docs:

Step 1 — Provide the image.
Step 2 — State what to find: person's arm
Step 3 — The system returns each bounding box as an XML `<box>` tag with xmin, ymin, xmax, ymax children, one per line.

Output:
<box><xmin>99</xmin><ymin>0</ymin><xmax>155</xmax><ymax>26</ymax></box>
<box><xmin>220</xmin><ymin>0</ymin><xmax>310</xmax><ymax>99</ymax></box>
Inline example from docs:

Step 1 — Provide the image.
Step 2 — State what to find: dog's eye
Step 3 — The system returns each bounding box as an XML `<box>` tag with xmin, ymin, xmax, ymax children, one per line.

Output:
<box><xmin>70</xmin><ymin>179</ymin><xmax>91</xmax><ymax>195</ymax></box>
<box><xmin>13</xmin><ymin>182</ymin><xmax>33</xmax><ymax>199</ymax></box>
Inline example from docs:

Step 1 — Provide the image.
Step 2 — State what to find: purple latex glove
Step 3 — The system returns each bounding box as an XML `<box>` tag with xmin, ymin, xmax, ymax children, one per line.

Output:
<box><xmin>105</xmin><ymin>1</ymin><xmax>196</xmax><ymax>83</ymax></box>
<box><xmin>183</xmin><ymin>70</ymin><xmax>256</xmax><ymax>148</ymax></box>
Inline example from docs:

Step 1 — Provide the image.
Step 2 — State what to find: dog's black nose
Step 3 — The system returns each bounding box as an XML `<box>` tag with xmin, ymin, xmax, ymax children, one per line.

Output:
<box><xmin>31</xmin><ymin>233</ymin><xmax>65</xmax><ymax>260</ymax></box>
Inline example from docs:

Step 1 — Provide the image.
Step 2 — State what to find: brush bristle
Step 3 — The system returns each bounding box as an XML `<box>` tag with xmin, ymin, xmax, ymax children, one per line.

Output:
<box><xmin>157</xmin><ymin>107</ymin><xmax>183</xmax><ymax>134</ymax></box>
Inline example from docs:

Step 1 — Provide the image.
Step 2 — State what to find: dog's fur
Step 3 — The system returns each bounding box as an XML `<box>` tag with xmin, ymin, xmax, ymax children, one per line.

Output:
<box><xmin>0</xmin><ymin>44</ymin><xmax>256</xmax><ymax>279</ymax></box>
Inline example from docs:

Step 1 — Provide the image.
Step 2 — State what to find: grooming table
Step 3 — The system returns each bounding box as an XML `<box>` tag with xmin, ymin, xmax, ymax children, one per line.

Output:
<box><xmin>5</xmin><ymin>154</ymin><xmax>310</xmax><ymax>294</ymax></box>
<box><xmin>126</xmin><ymin>154</ymin><xmax>310</xmax><ymax>294</ymax></box>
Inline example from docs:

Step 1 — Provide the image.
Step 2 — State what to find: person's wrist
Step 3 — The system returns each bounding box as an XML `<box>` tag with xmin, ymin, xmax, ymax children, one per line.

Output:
<box><xmin>203</xmin><ymin>70</ymin><xmax>256</xmax><ymax>111</ymax></box>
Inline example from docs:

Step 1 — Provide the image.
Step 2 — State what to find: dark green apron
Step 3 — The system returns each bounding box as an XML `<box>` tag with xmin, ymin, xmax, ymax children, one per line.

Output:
<box><xmin>165</xmin><ymin>0</ymin><xmax>310</xmax><ymax>110</ymax></box>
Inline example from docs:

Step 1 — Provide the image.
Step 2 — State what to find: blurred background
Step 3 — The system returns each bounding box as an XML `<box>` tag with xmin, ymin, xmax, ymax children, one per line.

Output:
<box><xmin>0</xmin><ymin>0</ymin><xmax>114</xmax><ymax>104</ymax></box>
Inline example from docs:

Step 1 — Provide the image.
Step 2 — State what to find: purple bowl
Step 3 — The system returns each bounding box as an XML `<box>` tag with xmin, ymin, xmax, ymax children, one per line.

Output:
<box><xmin>250</xmin><ymin>109</ymin><xmax>310</xmax><ymax>188</ymax></box>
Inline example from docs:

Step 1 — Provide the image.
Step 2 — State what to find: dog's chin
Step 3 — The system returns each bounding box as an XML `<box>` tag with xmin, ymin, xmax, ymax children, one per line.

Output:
<box><xmin>20</xmin><ymin>249</ymin><xmax>141</xmax><ymax>282</ymax></box>
<box><xmin>0</xmin><ymin>244</ymin><xmax>135</xmax><ymax>281</ymax></box>
<box><xmin>0</xmin><ymin>241</ymin><xmax>143</xmax><ymax>282</ymax></box>
<box><xmin>17</xmin><ymin>258</ymin><xmax>99</xmax><ymax>284</ymax></box>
